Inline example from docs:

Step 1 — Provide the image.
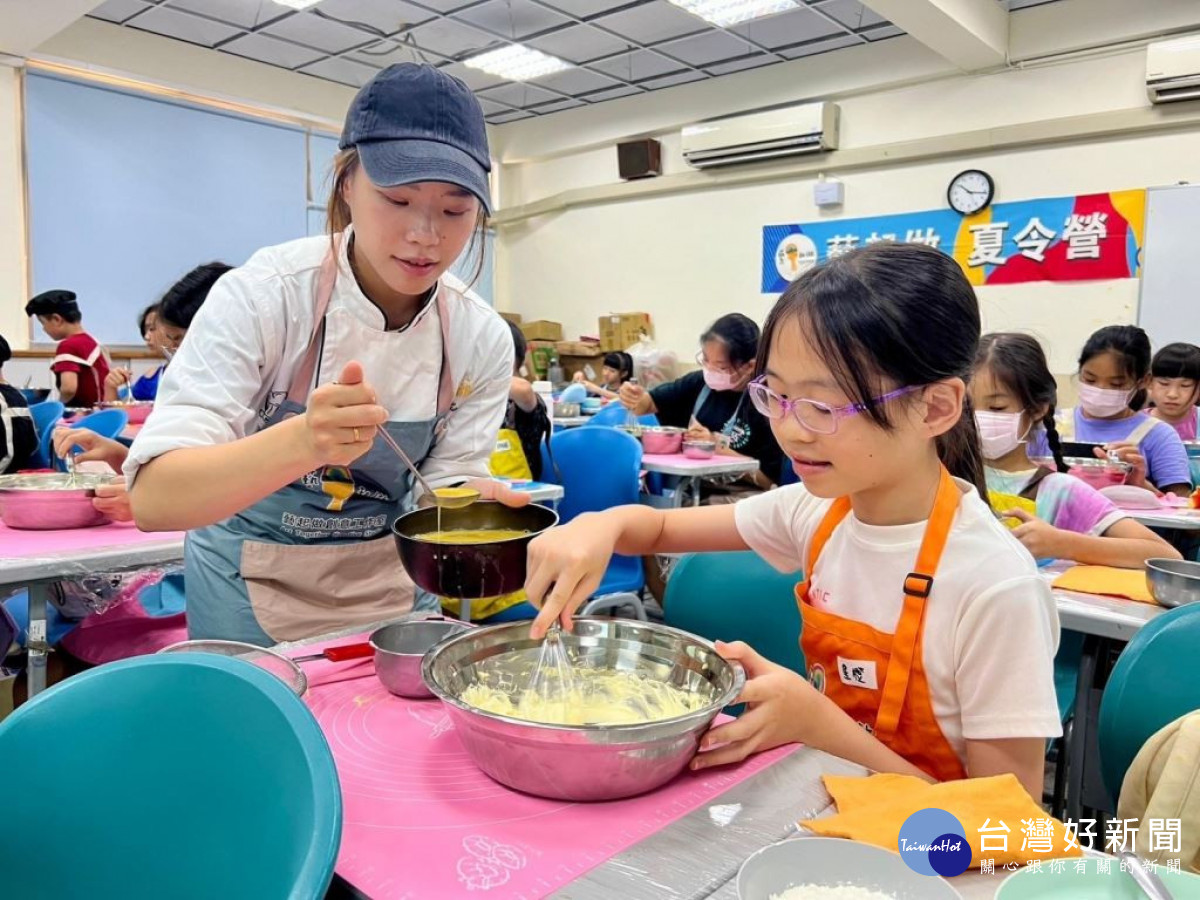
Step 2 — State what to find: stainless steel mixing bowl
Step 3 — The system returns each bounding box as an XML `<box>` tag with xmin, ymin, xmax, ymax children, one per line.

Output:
<box><xmin>422</xmin><ymin>618</ymin><xmax>746</xmax><ymax>801</ymax></box>
<box><xmin>1146</xmin><ymin>558</ymin><xmax>1200</xmax><ymax>608</ymax></box>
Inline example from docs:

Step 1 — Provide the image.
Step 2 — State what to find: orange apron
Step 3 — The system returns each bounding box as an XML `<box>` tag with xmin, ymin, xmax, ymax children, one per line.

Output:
<box><xmin>796</xmin><ymin>466</ymin><xmax>968</xmax><ymax>782</ymax></box>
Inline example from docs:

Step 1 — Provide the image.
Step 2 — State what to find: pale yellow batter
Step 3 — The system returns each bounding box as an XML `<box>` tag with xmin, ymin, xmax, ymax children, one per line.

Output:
<box><xmin>461</xmin><ymin>667</ymin><xmax>708</xmax><ymax>726</ymax></box>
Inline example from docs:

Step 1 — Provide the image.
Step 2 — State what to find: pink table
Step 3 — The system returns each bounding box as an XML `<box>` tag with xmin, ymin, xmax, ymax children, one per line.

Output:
<box><xmin>641</xmin><ymin>453</ymin><xmax>760</xmax><ymax>507</ymax></box>
<box><xmin>1</xmin><ymin>520</ymin><xmax>183</xmax><ymax>561</ymax></box>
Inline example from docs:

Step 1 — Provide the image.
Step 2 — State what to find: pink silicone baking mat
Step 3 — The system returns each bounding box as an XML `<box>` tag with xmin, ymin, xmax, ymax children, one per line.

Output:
<box><xmin>300</xmin><ymin>636</ymin><xmax>795</xmax><ymax>899</ymax></box>
<box><xmin>0</xmin><ymin>520</ymin><xmax>185</xmax><ymax>559</ymax></box>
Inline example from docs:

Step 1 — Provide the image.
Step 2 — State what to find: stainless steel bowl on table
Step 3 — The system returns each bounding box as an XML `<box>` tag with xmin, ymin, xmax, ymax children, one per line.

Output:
<box><xmin>0</xmin><ymin>472</ymin><xmax>112</xmax><ymax>530</ymax></box>
<box><xmin>1146</xmin><ymin>558</ymin><xmax>1200</xmax><ymax>608</ymax></box>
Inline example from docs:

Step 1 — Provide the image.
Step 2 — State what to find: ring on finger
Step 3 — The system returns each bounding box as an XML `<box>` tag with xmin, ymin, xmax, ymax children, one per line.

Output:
<box><xmin>353</xmin><ymin>427</ymin><xmax>360</xmax><ymax>442</ymax></box>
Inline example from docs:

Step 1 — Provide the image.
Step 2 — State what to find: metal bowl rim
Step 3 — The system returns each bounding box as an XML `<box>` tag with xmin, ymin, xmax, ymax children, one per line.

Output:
<box><xmin>156</xmin><ymin>638</ymin><xmax>309</xmax><ymax>695</ymax></box>
<box><xmin>421</xmin><ymin>617</ymin><xmax>746</xmax><ymax>735</ymax></box>
<box><xmin>369</xmin><ymin>619</ymin><xmax>473</xmax><ymax>658</ymax></box>
<box><xmin>392</xmin><ymin>501</ymin><xmax>560</xmax><ymax>544</ymax></box>
<box><xmin>1146</xmin><ymin>558</ymin><xmax>1200</xmax><ymax>579</ymax></box>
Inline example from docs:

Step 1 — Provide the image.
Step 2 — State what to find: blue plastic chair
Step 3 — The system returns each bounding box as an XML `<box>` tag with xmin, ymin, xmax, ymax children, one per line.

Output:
<box><xmin>26</xmin><ymin>400</ymin><xmax>64</xmax><ymax>469</ymax></box>
<box><xmin>54</xmin><ymin>408</ymin><xmax>130</xmax><ymax>470</ymax></box>
<box><xmin>0</xmin><ymin>654</ymin><xmax>342</xmax><ymax>899</ymax></box>
<box><xmin>585</xmin><ymin>403</ymin><xmax>658</xmax><ymax>429</ymax></box>
<box><xmin>663</xmin><ymin>551</ymin><xmax>805</xmax><ymax>676</ymax></box>
<box><xmin>1097</xmin><ymin>602</ymin><xmax>1200</xmax><ymax>807</ymax></box>
<box><xmin>546</xmin><ymin>427</ymin><xmax>648</xmax><ymax>618</ymax></box>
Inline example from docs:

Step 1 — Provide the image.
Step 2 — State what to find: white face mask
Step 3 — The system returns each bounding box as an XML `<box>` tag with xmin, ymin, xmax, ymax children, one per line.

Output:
<box><xmin>975</xmin><ymin>411</ymin><xmax>1027</xmax><ymax>460</ymax></box>
<box><xmin>1077</xmin><ymin>382</ymin><xmax>1132</xmax><ymax>418</ymax></box>
<box><xmin>703</xmin><ymin>368</ymin><xmax>738</xmax><ymax>392</ymax></box>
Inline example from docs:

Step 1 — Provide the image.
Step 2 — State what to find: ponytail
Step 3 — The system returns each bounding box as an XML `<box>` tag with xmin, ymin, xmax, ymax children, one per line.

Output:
<box><xmin>1042</xmin><ymin>413</ymin><xmax>1069</xmax><ymax>473</ymax></box>
<box><xmin>938</xmin><ymin>393</ymin><xmax>989</xmax><ymax>504</ymax></box>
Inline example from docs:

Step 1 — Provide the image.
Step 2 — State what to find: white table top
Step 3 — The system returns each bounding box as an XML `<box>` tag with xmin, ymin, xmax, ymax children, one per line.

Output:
<box><xmin>641</xmin><ymin>453</ymin><xmax>761</xmax><ymax>478</ymax></box>
<box><xmin>1043</xmin><ymin>564</ymin><xmax>1165</xmax><ymax>641</ymax></box>
<box><xmin>552</xmin><ymin>416</ymin><xmax>589</xmax><ymax>428</ymax></box>
<box><xmin>497</xmin><ymin>480</ymin><xmax>564</xmax><ymax>504</ymax></box>
<box><xmin>1124</xmin><ymin>507</ymin><xmax>1200</xmax><ymax>531</ymax></box>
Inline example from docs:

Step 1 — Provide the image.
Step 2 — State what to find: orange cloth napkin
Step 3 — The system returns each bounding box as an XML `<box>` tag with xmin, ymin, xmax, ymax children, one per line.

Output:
<box><xmin>799</xmin><ymin>773</ymin><xmax>1082</xmax><ymax>869</ymax></box>
<box><xmin>1052</xmin><ymin>565</ymin><xmax>1156</xmax><ymax>604</ymax></box>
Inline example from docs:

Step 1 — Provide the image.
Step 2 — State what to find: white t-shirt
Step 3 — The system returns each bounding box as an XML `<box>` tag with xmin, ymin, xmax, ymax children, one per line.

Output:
<box><xmin>125</xmin><ymin>228</ymin><xmax>512</xmax><ymax>495</ymax></box>
<box><xmin>735</xmin><ymin>478</ymin><xmax>1062</xmax><ymax>764</ymax></box>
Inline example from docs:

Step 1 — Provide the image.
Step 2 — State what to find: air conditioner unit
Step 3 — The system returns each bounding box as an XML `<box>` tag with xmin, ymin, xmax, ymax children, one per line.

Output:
<box><xmin>1146</xmin><ymin>36</ymin><xmax>1200</xmax><ymax>104</ymax></box>
<box><xmin>681</xmin><ymin>101</ymin><xmax>839</xmax><ymax>169</ymax></box>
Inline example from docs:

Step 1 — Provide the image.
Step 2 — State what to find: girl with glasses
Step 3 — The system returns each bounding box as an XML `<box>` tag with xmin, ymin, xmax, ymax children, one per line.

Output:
<box><xmin>524</xmin><ymin>243</ymin><xmax>1060</xmax><ymax>799</ymax></box>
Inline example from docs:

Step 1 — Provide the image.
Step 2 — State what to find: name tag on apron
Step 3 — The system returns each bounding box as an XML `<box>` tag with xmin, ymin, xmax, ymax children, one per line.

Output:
<box><xmin>837</xmin><ymin>656</ymin><xmax>878</xmax><ymax>690</ymax></box>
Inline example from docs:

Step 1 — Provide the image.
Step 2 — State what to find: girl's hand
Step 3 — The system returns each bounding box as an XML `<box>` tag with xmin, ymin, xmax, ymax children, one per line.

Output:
<box><xmin>1097</xmin><ymin>442</ymin><xmax>1148</xmax><ymax>489</ymax></box>
<box><xmin>525</xmin><ymin>514</ymin><xmax>621</xmax><ymax>638</ymax></box>
<box><xmin>104</xmin><ymin>368</ymin><xmax>132</xmax><ymax>401</ymax></box>
<box><xmin>618</xmin><ymin>382</ymin><xmax>651</xmax><ymax>415</ymax></box>
<box><xmin>1003</xmin><ymin>509</ymin><xmax>1069</xmax><ymax>560</ymax></box>
<box><xmin>461</xmin><ymin>478</ymin><xmax>533</xmax><ymax>509</ymax></box>
<box><xmin>572</xmin><ymin>372</ymin><xmax>585</xmax><ymax>383</ymax></box>
<box><xmin>53</xmin><ymin>427</ymin><xmax>127</xmax><ymax>472</ymax></box>
<box><xmin>691</xmin><ymin>641</ymin><xmax>812</xmax><ymax>770</ymax></box>
<box><xmin>304</xmin><ymin>361</ymin><xmax>388</xmax><ymax>467</ymax></box>
<box><xmin>93</xmin><ymin>478</ymin><xmax>133</xmax><ymax>521</ymax></box>
<box><xmin>686</xmin><ymin>422</ymin><xmax>716</xmax><ymax>443</ymax></box>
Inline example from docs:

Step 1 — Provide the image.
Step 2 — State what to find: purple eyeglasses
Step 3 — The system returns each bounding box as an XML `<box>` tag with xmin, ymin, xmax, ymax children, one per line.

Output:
<box><xmin>748</xmin><ymin>378</ymin><xmax>922</xmax><ymax>435</ymax></box>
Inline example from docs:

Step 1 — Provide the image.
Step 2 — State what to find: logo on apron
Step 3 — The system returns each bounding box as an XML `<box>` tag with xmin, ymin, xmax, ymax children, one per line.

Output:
<box><xmin>320</xmin><ymin>465</ymin><xmax>356</xmax><ymax>511</ymax></box>
<box><xmin>808</xmin><ymin>662</ymin><xmax>826</xmax><ymax>694</ymax></box>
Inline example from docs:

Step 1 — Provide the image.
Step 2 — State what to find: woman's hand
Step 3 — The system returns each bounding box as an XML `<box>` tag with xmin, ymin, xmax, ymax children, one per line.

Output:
<box><xmin>618</xmin><ymin>382</ymin><xmax>652</xmax><ymax>415</ymax></box>
<box><xmin>1097</xmin><ymin>442</ymin><xmax>1148</xmax><ymax>489</ymax></box>
<box><xmin>691</xmin><ymin>641</ymin><xmax>811</xmax><ymax>770</ymax></box>
<box><xmin>1003</xmin><ymin>508</ymin><xmax>1071</xmax><ymax>561</ymax></box>
<box><xmin>93</xmin><ymin>477</ymin><xmax>133</xmax><ymax>521</ymax></box>
<box><xmin>303</xmin><ymin>361</ymin><xmax>388</xmax><ymax>467</ymax></box>
<box><xmin>525</xmin><ymin>514</ymin><xmax>622</xmax><ymax>637</ymax></box>
<box><xmin>53</xmin><ymin>427</ymin><xmax>128</xmax><ymax>473</ymax></box>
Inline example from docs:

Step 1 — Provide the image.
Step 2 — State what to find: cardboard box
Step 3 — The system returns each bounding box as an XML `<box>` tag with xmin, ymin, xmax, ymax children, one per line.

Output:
<box><xmin>499</xmin><ymin>312</ymin><xmax>522</xmax><ymax>325</ymax></box>
<box><xmin>520</xmin><ymin>320</ymin><xmax>564</xmax><ymax>342</ymax></box>
<box><xmin>560</xmin><ymin>353</ymin><xmax>606</xmax><ymax>383</ymax></box>
<box><xmin>599</xmin><ymin>313</ymin><xmax>652</xmax><ymax>352</ymax></box>
<box><xmin>555</xmin><ymin>340</ymin><xmax>602</xmax><ymax>356</ymax></box>
<box><xmin>526</xmin><ymin>341</ymin><xmax>556</xmax><ymax>381</ymax></box>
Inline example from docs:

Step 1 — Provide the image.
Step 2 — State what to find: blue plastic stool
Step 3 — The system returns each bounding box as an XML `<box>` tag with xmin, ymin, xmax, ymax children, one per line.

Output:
<box><xmin>0</xmin><ymin>654</ymin><xmax>342</xmax><ymax>899</ymax></box>
<box><xmin>54</xmin><ymin>408</ymin><xmax>130</xmax><ymax>470</ymax></box>
<box><xmin>585</xmin><ymin>403</ymin><xmax>658</xmax><ymax>429</ymax></box>
<box><xmin>26</xmin><ymin>401</ymin><xmax>64</xmax><ymax>469</ymax></box>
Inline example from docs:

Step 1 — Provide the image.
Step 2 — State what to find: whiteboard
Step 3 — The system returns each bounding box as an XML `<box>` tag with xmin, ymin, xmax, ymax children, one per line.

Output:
<box><xmin>1139</xmin><ymin>184</ymin><xmax>1200</xmax><ymax>349</ymax></box>
<box><xmin>25</xmin><ymin>73</ymin><xmax>309</xmax><ymax>347</ymax></box>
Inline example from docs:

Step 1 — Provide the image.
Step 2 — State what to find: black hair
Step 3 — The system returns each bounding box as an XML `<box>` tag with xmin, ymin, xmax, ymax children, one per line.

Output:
<box><xmin>0</xmin><ymin>333</ymin><xmax>10</xmax><ymax>367</ymax></box>
<box><xmin>158</xmin><ymin>263</ymin><xmax>232</xmax><ymax>330</ymax></box>
<box><xmin>603</xmin><ymin>351</ymin><xmax>633</xmax><ymax>383</ymax></box>
<box><xmin>701</xmin><ymin>313</ymin><xmax>759</xmax><ymax>368</ymax></box>
<box><xmin>1151</xmin><ymin>342</ymin><xmax>1200</xmax><ymax>383</ymax></box>
<box><xmin>1079</xmin><ymin>324</ymin><xmax>1152</xmax><ymax>411</ymax></box>
<box><xmin>758</xmin><ymin>242</ymin><xmax>988</xmax><ymax>500</ymax></box>
<box><xmin>506</xmin><ymin>320</ymin><xmax>526</xmax><ymax>373</ymax></box>
<box><xmin>138</xmin><ymin>303</ymin><xmax>159</xmax><ymax>338</ymax></box>
<box><xmin>25</xmin><ymin>289</ymin><xmax>81</xmax><ymax>324</ymax></box>
<box><xmin>977</xmin><ymin>333</ymin><xmax>1068</xmax><ymax>473</ymax></box>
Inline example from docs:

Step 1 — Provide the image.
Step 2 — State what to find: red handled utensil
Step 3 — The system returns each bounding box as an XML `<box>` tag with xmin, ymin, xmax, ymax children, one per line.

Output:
<box><xmin>290</xmin><ymin>642</ymin><xmax>375</xmax><ymax>664</ymax></box>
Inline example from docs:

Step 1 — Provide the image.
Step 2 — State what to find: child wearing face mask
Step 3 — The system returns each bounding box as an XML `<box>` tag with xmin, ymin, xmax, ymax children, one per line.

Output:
<box><xmin>974</xmin><ymin>333</ymin><xmax>1178</xmax><ymax>568</ymax></box>
<box><xmin>1029</xmin><ymin>325</ymin><xmax>1193</xmax><ymax>497</ymax></box>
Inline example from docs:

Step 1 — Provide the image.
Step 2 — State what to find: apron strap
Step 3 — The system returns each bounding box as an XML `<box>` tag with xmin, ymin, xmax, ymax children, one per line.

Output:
<box><xmin>802</xmin><ymin>497</ymin><xmax>853</xmax><ymax>591</ymax></box>
<box><xmin>692</xmin><ymin>385</ymin><xmax>711</xmax><ymax>419</ymax></box>
<box><xmin>1018</xmin><ymin>465</ymin><xmax>1056</xmax><ymax>501</ymax></box>
<box><xmin>286</xmin><ymin>238</ymin><xmax>342</xmax><ymax>405</ymax></box>
<box><xmin>1125</xmin><ymin>416</ymin><xmax>1163</xmax><ymax>446</ymax></box>
<box><xmin>433</xmin><ymin>286</ymin><xmax>455</xmax><ymax>418</ymax></box>
<box><xmin>874</xmin><ymin>467</ymin><xmax>960</xmax><ymax>741</ymax></box>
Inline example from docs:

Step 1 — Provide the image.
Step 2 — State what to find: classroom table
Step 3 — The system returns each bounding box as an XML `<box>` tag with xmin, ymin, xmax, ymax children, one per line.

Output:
<box><xmin>1123</xmin><ymin>506</ymin><xmax>1200</xmax><ymax>531</ymax></box>
<box><xmin>641</xmin><ymin>453</ymin><xmax>760</xmax><ymax>507</ymax></box>
<box><xmin>501</xmin><ymin>480</ymin><xmax>564</xmax><ymax>506</ymax></box>
<box><xmin>0</xmin><ymin>522</ymin><xmax>186</xmax><ymax>697</ymax></box>
<box><xmin>552</xmin><ymin>416</ymin><xmax>589</xmax><ymax>429</ymax></box>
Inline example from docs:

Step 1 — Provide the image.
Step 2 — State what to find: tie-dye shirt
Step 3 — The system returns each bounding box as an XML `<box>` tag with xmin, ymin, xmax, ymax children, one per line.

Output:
<box><xmin>985</xmin><ymin>467</ymin><xmax>1126</xmax><ymax>537</ymax></box>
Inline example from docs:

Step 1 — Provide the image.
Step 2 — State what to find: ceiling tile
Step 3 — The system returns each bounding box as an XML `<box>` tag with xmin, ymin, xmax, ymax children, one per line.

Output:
<box><xmin>863</xmin><ymin>23</ymin><xmax>903</xmax><ymax>40</ymax></box>
<box><xmin>656</xmin><ymin>30</ymin><xmax>754</xmax><ymax>66</ymax></box>
<box><xmin>309</xmin><ymin>0</ymin><xmax>435</xmax><ymax>35</ymax></box>
<box><xmin>407</xmin><ymin>18</ymin><xmax>501</xmax><ymax>57</ymax></box>
<box><xmin>262</xmin><ymin>10</ymin><xmax>378</xmax><ymax>52</ymax></box>
<box><xmin>732</xmin><ymin>5</ymin><xmax>841</xmax><ymax>49</ymax></box>
<box><xmin>812</xmin><ymin>0</ymin><xmax>886</xmax><ymax>30</ymax></box>
<box><xmin>529</xmin><ymin>97</ymin><xmax>585</xmax><ymax>112</ymax></box>
<box><xmin>89</xmin><ymin>0</ymin><xmax>153</xmax><ymax>25</ymax></box>
<box><xmin>487</xmin><ymin>109</ymin><xmax>535</xmax><ymax>122</ymax></box>
<box><xmin>591</xmin><ymin>48</ymin><xmax>683</xmax><ymax>81</ymax></box>
<box><xmin>639</xmin><ymin>69</ymin><xmax>704</xmax><ymax>89</ymax></box>
<box><xmin>406</xmin><ymin>0</ymin><xmax>484</xmax><ymax>13</ymax></box>
<box><xmin>525</xmin><ymin>24</ymin><xmax>630</xmax><ymax>64</ymax></box>
<box><xmin>164</xmin><ymin>0</ymin><xmax>288</xmax><ymax>29</ymax></box>
<box><xmin>533</xmin><ymin>66</ymin><xmax>621</xmax><ymax>94</ymax></box>
<box><xmin>453</xmin><ymin>0</ymin><xmax>573</xmax><ymax>40</ymax></box>
<box><xmin>125</xmin><ymin>4</ymin><xmax>243</xmax><ymax>46</ymax></box>
<box><xmin>706</xmin><ymin>53</ymin><xmax>774</xmax><ymax>75</ymax></box>
<box><xmin>298</xmin><ymin>55</ymin><xmax>380</xmax><ymax>85</ymax></box>
<box><xmin>477</xmin><ymin>97</ymin><xmax>515</xmax><ymax>115</ymax></box>
<box><xmin>437</xmin><ymin>61</ymin><xmax>509</xmax><ymax>90</ymax></box>
<box><xmin>582</xmin><ymin>83</ymin><xmax>641</xmax><ymax>101</ymax></box>
<box><xmin>777</xmin><ymin>30</ymin><xmax>860</xmax><ymax>57</ymax></box>
<box><xmin>477</xmin><ymin>82</ymin><xmax>563</xmax><ymax>108</ymax></box>
<box><xmin>537</xmin><ymin>0</ymin><xmax>637</xmax><ymax>17</ymax></box>
<box><xmin>593</xmin><ymin>1</ymin><xmax>707</xmax><ymax>44</ymax></box>
<box><xmin>349</xmin><ymin>39</ymin><xmax>439</xmax><ymax>66</ymax></box>
<box><xmin>221</xmin><ymin>32</ymin><xmax>328</xmax><ymax>67</ymax></box>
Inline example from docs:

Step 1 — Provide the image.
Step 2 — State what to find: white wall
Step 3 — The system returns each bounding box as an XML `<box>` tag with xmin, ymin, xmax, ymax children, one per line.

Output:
<box><xmin>494</xmin><ymin>2</ymin><xmax>1200</xmax><ymax>375</ymax></box>
<box><xmin>0</xmin><ymin>63</ymin><xmax>27</xmax><ymax>352</ymax></box>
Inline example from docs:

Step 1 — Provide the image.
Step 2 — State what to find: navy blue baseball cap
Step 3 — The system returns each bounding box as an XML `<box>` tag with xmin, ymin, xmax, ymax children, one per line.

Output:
<box><xmin>340</xmin><ymin>63</ymin><xmax>492</xmax><ymax>215</ymax></box>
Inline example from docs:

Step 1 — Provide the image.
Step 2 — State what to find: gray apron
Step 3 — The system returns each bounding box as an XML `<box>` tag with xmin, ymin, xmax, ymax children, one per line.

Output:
<box><xmin>184</xmin><ymin>241</ymin><xmax>458</xmax><ymax>645</ymax></box>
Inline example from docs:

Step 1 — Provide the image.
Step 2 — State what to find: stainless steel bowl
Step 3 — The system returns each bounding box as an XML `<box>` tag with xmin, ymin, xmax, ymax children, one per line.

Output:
<box><xmin>553</xmin><ymin>401</ymin><xmax>581</xmax><ymax>418</ymax></box>
<box><xmin>1145</xmin><ymin>558</ymin><xmax>1200</xmax><ymax>608</ymax></box>
<box><xmin>0</xmin><ymin>473</ymin><xmax>113</xmax><ymax>530</ymax></box>
<box><xmin>422</xmin><ymin>618</ymin><xmax>746</xmax><ymax>801</ymax></box>
<box><xmin>370</xmin><ymin>618</ymin><xmax>473</xmax><ymax>698</ymax></box>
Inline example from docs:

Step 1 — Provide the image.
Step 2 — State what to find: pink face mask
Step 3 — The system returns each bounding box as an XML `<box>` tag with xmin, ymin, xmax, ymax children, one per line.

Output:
<box><xmin>1077</xmin><ymin>382</ymin><xmax>1132</xmax><ymax>418</ymax></box>
<box><xmin>975</xmin><ymin>411</ymin><xmax>1027</xmax><ymax>460</ymax></box>
<box><xmin>703</xmin><ymin>368</ymin><xmax>738</xmax><ymax>392</ymax></box>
